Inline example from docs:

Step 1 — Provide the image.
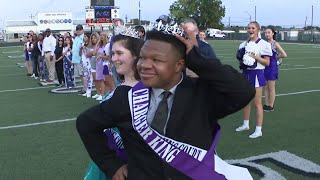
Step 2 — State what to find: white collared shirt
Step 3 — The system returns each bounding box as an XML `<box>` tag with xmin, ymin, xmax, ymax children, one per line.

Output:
<box><xmin>147</xmin><ymin>74</ymin><xmax>184</xmax><ymax>134</ymax></box>
<box><xmin>42</xmin><ymin>35</ymin><xmax>56</xmax><ymax>56</ymax></box>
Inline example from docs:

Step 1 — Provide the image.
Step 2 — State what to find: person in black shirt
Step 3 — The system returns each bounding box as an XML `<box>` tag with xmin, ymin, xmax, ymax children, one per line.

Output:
<box><xmin>54</xmin><ymin>37</ymin><xmax>65</xmax><ymax>86</ymax></box>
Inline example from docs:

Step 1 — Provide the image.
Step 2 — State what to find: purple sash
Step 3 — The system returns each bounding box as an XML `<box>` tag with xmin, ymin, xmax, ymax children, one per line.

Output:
<box><xmin>104</xmin><ymin>128</ymin><xmax>128</xmax><ymax>161</ymax></box>
<box><xmin>129</xmin><ymin>81</ymin><xmax>226</xmax><ymax>180</ymax></box>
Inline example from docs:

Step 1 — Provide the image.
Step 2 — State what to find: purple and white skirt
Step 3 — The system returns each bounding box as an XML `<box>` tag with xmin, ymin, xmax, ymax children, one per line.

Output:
<box><xmin>242</xmin><ymin>69</ymin><xmax>266</xmax><ymax>87</ymax></box>
<box><xmin>264</xmin><ymin>58</ymin><xmax>278</xmax><ymax>80</ymax></box>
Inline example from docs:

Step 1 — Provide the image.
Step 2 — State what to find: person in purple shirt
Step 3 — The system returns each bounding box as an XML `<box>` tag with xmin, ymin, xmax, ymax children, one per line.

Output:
<box><xmin>263</xmin><ymin>28</ymin><xmax>287</xmax><ymax>112</ymax></box>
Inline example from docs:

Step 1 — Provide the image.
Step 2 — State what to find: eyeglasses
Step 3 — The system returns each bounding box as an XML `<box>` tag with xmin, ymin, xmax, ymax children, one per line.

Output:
<box><xmin>58</xmin><ymin>39</ymin><xmax>63</xmax><ymax>42</ymax></box>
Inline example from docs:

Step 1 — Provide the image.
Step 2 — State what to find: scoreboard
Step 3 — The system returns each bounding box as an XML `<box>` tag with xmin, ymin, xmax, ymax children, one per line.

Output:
<box><xmin>85</xmin><ymin>5</ymin><xmax>120</xmax><ymax>26</ymax></box>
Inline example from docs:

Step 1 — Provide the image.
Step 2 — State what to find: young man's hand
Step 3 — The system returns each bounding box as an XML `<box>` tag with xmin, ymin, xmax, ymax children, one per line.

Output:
<box><xmin>112</xmin><ymin>164</ymin><xmax>128</xmax><ymax>180</ymax></box>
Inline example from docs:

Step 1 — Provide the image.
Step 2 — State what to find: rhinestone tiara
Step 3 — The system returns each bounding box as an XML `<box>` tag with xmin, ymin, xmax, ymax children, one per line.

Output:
<box><xmin>151</xmin><ymin>21</ymin><xmax>186</xmax><ymax>38</ymax></box>
<box><xmin>114</xmin><ymin>26</ymin><xmax>140</xmax><ymax>39</ymax></box>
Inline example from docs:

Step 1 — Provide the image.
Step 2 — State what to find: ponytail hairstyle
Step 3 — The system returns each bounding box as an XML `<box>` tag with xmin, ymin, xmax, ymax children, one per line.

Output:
<box><xmin>266</xmin><ymin>27</ymin><xmax>277</xmax><ymax>40</ymax></box>
<box><xmin>248</xmin><ymin>21</ymin><xmax>261</xmax><ymax>38</ymax></box>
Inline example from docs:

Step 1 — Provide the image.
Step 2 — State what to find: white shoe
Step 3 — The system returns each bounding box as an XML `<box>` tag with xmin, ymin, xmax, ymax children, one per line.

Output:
<box><xmin>236</xmin><ymin>125</ymin><xmax>249</xmax><ymax>132</ymax></box>
<box><xmin>81</xmin><ymin>93</ymin><xmax>87</xmax><ymax>97</ymax></box>
<box><xmin>92</xmin><ymin>94</ymin><xmax>99</xmax><ymax>99</ymax></box>
<box><xmin>96</xmin><ymin>95</ymin><xmax>102</xmax><ymax>101</ymax></box>
<box><xmin>31</xmin><ymin>74</ymin><xmax>35</xmax><ymax>78</ymax></box>
<box><xmin>34</xmin><ymin>76</ymin><xmax>39</xmax><ymax>80</ymax></box>
<box><xmin>249</xmin><ymin>131</ymin><xmax>262</xmax><ymax>138</ymax></box>
<box><xmin>86</xmin><ymin>93</ymin><xmax>91</xmax><ymax>98</ymax></box>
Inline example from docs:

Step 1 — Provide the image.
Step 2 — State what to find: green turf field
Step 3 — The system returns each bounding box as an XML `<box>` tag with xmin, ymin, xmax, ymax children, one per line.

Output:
<box><xmin>0</xmin><ymin>41</ymin><xmax>319</xmax><ymax>180</ymax></box>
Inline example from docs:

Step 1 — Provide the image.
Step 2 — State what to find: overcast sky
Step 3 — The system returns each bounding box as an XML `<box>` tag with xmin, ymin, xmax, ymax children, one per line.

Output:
<box><xmin>0</xmin><ymin>0</ymin><xmax>319</xmax><ymax>28</ymax></box>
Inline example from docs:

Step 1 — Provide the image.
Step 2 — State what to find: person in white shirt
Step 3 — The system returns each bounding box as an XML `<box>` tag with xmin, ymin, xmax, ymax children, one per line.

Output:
<box><xmin>235</xmin><ymin>21</ymin><xmax>272</xmax><ymax>138</ymax></box>
<box><xmin>42</xmin><ymin>28</ymin><xmax>56</xmax><ymax>82</ymax></box>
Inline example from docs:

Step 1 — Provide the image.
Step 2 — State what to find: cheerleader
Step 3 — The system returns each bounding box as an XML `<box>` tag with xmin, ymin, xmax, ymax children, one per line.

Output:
<box><xmin>264</xmin><ymin>28</ymin><xmax>287</xmax><ymax>112</ymax></box>
<box><xmin>235</xmin><ymin>21</ymin><xmax>272</xmax><ymax>138</ymax></box>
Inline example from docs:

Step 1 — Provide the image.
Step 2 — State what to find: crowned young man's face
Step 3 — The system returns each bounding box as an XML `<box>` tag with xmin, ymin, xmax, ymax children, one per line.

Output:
<box><xmin>137</xmin><ymin>40</ymin><xmax>184</xmax><ymax>90</ymax></box>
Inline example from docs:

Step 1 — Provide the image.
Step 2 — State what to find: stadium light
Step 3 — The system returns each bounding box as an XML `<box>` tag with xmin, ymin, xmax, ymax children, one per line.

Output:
<box><xmin>244</xmin><ymin>11</ymin><xmax>252</xmax><ymax>23</ymax></box>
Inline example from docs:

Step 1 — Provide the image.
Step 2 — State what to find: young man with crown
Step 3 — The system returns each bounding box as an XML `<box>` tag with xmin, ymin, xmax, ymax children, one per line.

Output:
<box><xmin>77</xmin><ymin>21</ymin><xmax>255</xmax><ymax>180</ymax></box>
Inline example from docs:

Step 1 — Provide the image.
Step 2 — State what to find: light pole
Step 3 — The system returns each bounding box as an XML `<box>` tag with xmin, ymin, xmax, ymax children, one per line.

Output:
<box><xmin>139</xmin><ymin>1</ymin><xmax>141</xmax><ymax>25</ymax></box>
<box><xmin>254</xmin><ymin>6</ymin><xmax>257</xmax><ymax>21</ymax></box>
<box><xmin>311</xmin><ymin>5</ymin><xmax>314</xmax><ymax>42</ymax></box>
<box><xmin>245</xmin><ymin>11</ymin><xmax>252</xmax><ymax>23</ymax></box>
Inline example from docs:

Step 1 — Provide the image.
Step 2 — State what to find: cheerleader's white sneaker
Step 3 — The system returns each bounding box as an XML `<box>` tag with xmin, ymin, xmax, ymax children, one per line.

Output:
<box><xmin>96</xmin><ymin>95</ymin><xmax>102</xmax><ymax>101</ymax></box>
<box><xmin>236</xmin><ymin>125</ymin><xmax>249</xmax><ymax>132</ymax></box>
<box><xmin>249</xmin><ymin>131</ymin><xmax>262</xmax><ymax>138</ymax></box>
<box><xmin>92</xmin><ymin>94</ymin><xmax>99</xmax><ymax>99</ymax></box>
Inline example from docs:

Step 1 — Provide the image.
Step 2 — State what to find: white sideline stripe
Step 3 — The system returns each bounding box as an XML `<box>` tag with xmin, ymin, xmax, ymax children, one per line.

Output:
<box><xmin>1</xmin><ymin>89</ymin><xmax>320</xmax><ymax>130</ymax></box>
<box><xmin>0</xmin><ymin>65</ymin><xmax>19</xmax><ymax>68</ymax></box>
<box><xmin>276</xmin><ymin>89</ymin><xmax>320</xmax><ymax>97</ymax></box>
<box><xmin>0</xmin><ymin>46</ymin><xmax>22</xmax><ymax>49</ymax></box>
<box><xmin>0</xmin><ymin>73</ymin><xmax>25</xmax><ymax>77</ymax></box>
<box><xmin>0</xmin><ymin>118</ymin><xmax>76</xmax><ymax>130</ymax></box>
<box><xmin>221</xmin><ymin>57</ymin><xmax>319</xmax><ymax>61</ymax></box>
<box><xmin>0</xmin><ymin>86</ymin><xmax>53</xmax><ymax>93</ymax></box>
<box><xmin>279</xmin><ymin>66</ymin><xmax>320</xmax><ymax>71</ymax></box>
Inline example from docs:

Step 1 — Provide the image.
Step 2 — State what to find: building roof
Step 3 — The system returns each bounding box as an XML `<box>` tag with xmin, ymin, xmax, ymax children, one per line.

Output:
<box><xmin>5</xmin><ymin>19</ymin><xmax>85</xmax><ymax>27</ymax></box>
<box><xmin>5</xmin><ymin>20</ymin><xmax>37</xmax><ymax>27</ymax></box>
<box><xmin>73</xmin><ymin>20</ymin><xmax>86</xmax><ymax>25</ymax></box>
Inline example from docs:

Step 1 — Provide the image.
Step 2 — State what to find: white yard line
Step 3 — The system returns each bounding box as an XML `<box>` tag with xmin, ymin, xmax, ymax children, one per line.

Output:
<box><xmin>279</xmin><ymin>66</ymin><xmax>320</xmax><ymax>71</ymax></box>
<box><xmin>0</xmin><ymin>65</ymin><xmax>20</xmax><ymax>68</ymax></box>
<box><xmin>0</xmin><ymin>46</ymin><xmax>22</xmax><ymax>49</ymax></box>
<box><xmin>220</xmin><ymin>57</ymin><xmax>319</xmax><ymax>61</ymax></box>
<box><xmin>2</xmin><ymin>51</ymin><xmax>21</xmax><ymax>54</ymax></box>
<box><xmin>0</xmin><ymin>118</ymin><xmax>76</xmax><ymax>130</ymax></box>
<box><xmin>0</xmin><ymin>73</ymin><xmax>26</xmax><ymax>77</ymax></box>
<box><xmin>0</xmin><ymin>89</ymin><xmax>319</xmax><ymax>130</ymax></box>
<box><xmin>275</xmin><ymin>89</ymin><xmax>320</xmax><ymax>97</ymax></box>
<box><xmin>0</xmin><ymin>86</ymin><xmax>53</xmax><ymax>93</ymax></box>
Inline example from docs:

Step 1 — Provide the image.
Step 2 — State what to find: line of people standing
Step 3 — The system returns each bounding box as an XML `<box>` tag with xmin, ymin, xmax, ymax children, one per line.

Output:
<box><xmin>23</xmin><ymin>25</ymin><xmax>120</xmax><ymax>101</ymax></box>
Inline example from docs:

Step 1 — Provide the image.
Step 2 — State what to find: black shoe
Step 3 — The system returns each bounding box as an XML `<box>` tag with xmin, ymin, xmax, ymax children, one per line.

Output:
<box><xmin>263</xmin><ymin>105</ymin><xmax>274</xmax><ymax>112</ymax></box>
<box><xmin>77</xmin><ymin>89</ymin><xmax>86</xmax><ymax>95</ymax></box>
<box><xmin>26</xmin><ymin>73</ymin><xmax>32</xmax><ymax>76</ymax></box>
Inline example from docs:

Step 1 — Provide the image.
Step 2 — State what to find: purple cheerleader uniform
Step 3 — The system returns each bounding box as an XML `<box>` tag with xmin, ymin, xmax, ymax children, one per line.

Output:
<box><xmin>95</xmin><ymin>47</ymin><xmax>105</xmax><ymax>81</ymax></box>
<box><xmin>238</xmin><ymin>39</ymin><xmax>273</xmax><ymax>88</ymax></box>
<box><xmin>264</xmin><ymin>41</ymin><xmax>278</xmax><ymax>80</ymax></box>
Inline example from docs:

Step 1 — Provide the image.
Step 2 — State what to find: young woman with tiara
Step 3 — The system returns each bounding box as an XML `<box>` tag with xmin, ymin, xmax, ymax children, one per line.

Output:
<box><xmin>62</xmin><ymin>36</ymin><xmax>75</xmax><ymax>89</ymax></box>
<box><xmin>83</xmin><ymin>29</ymin><xmax>144</xmax><ymax>180</ymax></box>
<box><xmin>80</xmin><ymin>32</ymin><xmax>93</xmax><ymax>98</ymax></box>
<box><xmin>235</xmin><ymin>21</ymin><xmax>273</xmax><ymax>138</ymax></box>
<box><xmin>263</xmin><ymin>28</ymin><xmax>287</xmax><ymax>112</ymax></box>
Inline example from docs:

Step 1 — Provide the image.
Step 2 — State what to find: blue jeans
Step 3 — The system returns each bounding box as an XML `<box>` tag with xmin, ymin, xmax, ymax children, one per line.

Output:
<box><xmin>31</xmin><ymin>54</ymin><xmax>40</xmax><ymax>77</ymax></box>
